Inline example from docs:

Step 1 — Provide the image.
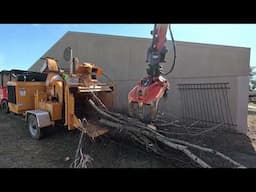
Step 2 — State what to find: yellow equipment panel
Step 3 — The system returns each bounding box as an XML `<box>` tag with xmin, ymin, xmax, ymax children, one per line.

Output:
<box><xmin>45</xmin><ymin>102</ymin><xmax>62</xmax><ymax>121</ymax></box>
<box><xmin>7</xmin><ymin>81</ymin><xmax>46</xmax><ymax>114</ymax></box>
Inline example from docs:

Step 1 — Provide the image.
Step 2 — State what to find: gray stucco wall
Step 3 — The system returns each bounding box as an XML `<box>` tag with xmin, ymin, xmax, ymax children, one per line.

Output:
<box><xmin>29</xmin><ymin>31</ymin><xmax>250</xmax><ymax>134</ymax></box>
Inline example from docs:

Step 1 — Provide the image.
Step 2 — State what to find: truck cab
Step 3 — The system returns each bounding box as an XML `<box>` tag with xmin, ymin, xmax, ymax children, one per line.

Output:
<box><xmin>0</xmin><ymin>70</ymin><xmax>11</xmax><ymax>112</ymax></box>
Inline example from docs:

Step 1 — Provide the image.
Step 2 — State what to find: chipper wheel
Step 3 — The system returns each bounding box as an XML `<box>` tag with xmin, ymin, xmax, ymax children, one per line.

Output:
<box><xmin>1</xmin><ymin>100</ymin><xmax>9</xmax><ymax>113</ymax></box>
<box><xmin>27</xmin><ymin>115</ymin><xmax>44</xmax><ymax>140</ymax></box>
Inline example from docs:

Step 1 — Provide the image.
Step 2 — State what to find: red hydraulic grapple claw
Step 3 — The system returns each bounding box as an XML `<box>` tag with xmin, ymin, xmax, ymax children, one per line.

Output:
<box><xmin>128</xmin><ymin>76</ymin><xmax>169</xmax><ymax>122</ymax></box>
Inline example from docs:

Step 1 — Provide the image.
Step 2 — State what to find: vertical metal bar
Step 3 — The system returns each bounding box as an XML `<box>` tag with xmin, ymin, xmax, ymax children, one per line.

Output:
<box><xmin>224</xmin><ymin>83</ymin><xmax>232</xmax><ymax>125</ymax></box>
<box><xmin>179</xmin><ymin>85</ymin><xmax>185</xmax><ymax>121</ymax></box>
<box><xmin>187</xmin><ymin>84</ymin><xmax>192</xmax><ymax>123</ymax></box>
<box><xmin>183</xmin><ymin>84</ymin><xmax>188</xmax><ymax>122</ymax></box>
<box><xmin>213</xmin><ymin>83</ymin><xmax>221</xmax><ymax>124</ymax></box>
<box><xmin>189</xmin><ymin>85</ymin><xmax>193</xmax><ymax>121</ymax></box>
<box><xmin>196</xmin><ymin>84</ymin><xmax>203</xmax><ymax>127</ymax></box>
<box><xmin>221</xmin><ymin>83</ymin><xmax>229</xmax><ymax>124</ymax></box>
<box><xmin>209</xmin><ymin>84</ymin><xmax>215</xmax><ymax>124</ymax></box>
<box><xmin>182</xmin><ymin>85</ymin><xmax>186</xmax><ymax>121</ymax></box>
<box><xmin>211</xmin><ymin>84</ymin><xmax>218</xmax><ymax>124</ymax></box>
<box><xmin>186</xmin><ymin>84</ymin><xmax>192</xmax><ymax>123</ymax></box>
<box><xmin>178</xmin><ymin>85</ymin><xmax>181</xmax><ymax>118</ymax></box>
<box><xmin>227</xmin><ymin>87</ymin><xmax>234</xmax><ymax>126</ymax></box>
<box><xmin>207</xmin><ymin>84</ymin><xmax>214</xmax><ymax>126</ymax></box>
<box><xmin>193</xmin><ymin>84</ymin><xmax>197</xmax><ymax>120</ymax></box>
<box><xmin>190</xmin><ymin>84</ymin><xmax>195</xmax><ymax>121</ymax></box>
<box><xmin>193</xmin><ymin>84</ymin><xmax>199</xmax><ymax>122</ymax></box>
<box><xmin>220</xmin><ymin>83</ymin><xmax>229</xmax><ymax>124</ymax></box>
<box><xmin>221</xmin><ymin>84</ymin><xmax>226</xmax><ymax>123</ymax></box>
<box><xmin>223</xmin><ymin>83</ymin><xmax>234</xmax><ymax>125</ymax></box>
<box><xmin>199</xmin><ymin>84</ymin><xmax>205</xmax><ymax>126</ymax></box>
<box><xmin>205</xmin><ymin>83</ymin><xmax>213</xmax><ymax>125</ymax></box>
<box><xmin>203</xmin><ymin>84</ymin><xmax>210</xmax><ymax>126</ymax></box>
<box><xmin>212</xmin><ymin>84</ymin><xmax>217</xmax><ymax>124</ymax></box>
<box><xmin>217</xmin><ymin>83</ymin><xmax>225</xmax><ymax>124</ymax></box>
<box><xmin>197</xmin><ymin>84</ymin><xmax>203</xmax><ymax>125</ymax></box>
<box><xmin>190</xmin><ymin>84</ymin><xmax>195</xmax><ymax>123</ymax></box>
<box><xmin>188</xmin><ymin>84</ymin><xmax>192</xmax><ymax>121</ymax></box>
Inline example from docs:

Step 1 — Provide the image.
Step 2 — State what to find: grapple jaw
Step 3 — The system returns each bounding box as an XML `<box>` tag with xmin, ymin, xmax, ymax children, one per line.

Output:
<box><xmin>128</xmin><ymin>76</ymin><xmax>169</xmax><ymax>122</ymax></box>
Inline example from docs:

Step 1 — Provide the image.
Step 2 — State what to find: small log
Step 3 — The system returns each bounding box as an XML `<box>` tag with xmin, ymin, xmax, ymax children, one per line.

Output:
<box><xmin>190</xmin><ymin>122</ymin><xmax>224</xmax><ymax>136</ymax></box>
<box><xmin>99</xmin><ymin>118</ymin><xmax>211</xmax><ymax>168</ymax></box>
<box><xmin>90</xmin><ymin>91</ymin><xmax>108</xmax><ymax>111</ymax></box>
<box><xmin>167</xmin><ymin>137</ymin><xmax>246</xmax><ymax>168</ymax></box>
<box><xmin>88</xmin><ymin>99</ymin><xmax>126</xmax><ymax>124</ymax></box>
<box><xmin>156</xmin><ymin>122</ymin><xmax>225</xmax><ymax>137</ymax></box>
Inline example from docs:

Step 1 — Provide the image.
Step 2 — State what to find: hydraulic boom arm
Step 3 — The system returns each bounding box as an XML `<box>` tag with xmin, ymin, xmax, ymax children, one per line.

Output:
<box><xmin>128</xmin><ymin>24</ymin><xmax>175</xmax><ymax>122</ymax></box>
<box><xmin>146</xmin><ymin>24</ymin><xmax>169</xmax><ymax>77</ymax></box>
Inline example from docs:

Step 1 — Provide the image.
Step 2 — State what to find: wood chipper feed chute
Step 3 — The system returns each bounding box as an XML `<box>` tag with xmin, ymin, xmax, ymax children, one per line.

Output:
<box><xmin>65</xmin><ymin>85</ymin><xmax>111</xmax><ymax>138</ymax></box>
<box><xmin>63</xmin><ymin>61</ymin><xmax>114</xmax><ymax>138</ymax></box>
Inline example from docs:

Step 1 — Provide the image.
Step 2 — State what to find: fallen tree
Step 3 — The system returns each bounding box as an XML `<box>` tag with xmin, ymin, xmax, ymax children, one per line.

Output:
<box><xmin>88</xmin><ymin>99</ymin><xmax>246</xmax><ymax>168</ymax></box>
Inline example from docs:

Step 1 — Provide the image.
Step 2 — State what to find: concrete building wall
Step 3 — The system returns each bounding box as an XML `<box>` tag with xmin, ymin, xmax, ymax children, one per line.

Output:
<box><xmin>29</xmin><ymin>32</ymin><xmax>250</xmax><ymax>134</ymax></box>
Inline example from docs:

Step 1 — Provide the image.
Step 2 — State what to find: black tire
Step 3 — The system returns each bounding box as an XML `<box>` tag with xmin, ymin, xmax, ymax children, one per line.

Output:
<box><xmin>1</xmin><ymin>100</ymin><xmax>9</xmax><ymax>113</ymax></box>
<box><xmin>27</xmin><ymin>114</ymin><xmax>43</xmax><ymax>140</ymax></box>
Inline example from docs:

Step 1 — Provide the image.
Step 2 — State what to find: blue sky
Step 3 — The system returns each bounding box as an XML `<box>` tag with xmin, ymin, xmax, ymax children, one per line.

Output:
<box><xmin>0</xmin><ymin>24</ymin><xmax>255</xmax><ymax>71</ymax></box>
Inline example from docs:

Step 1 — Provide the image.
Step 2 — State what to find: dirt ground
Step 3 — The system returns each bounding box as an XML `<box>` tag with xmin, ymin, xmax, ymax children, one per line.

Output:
<box><xmin>1</xmin><ymin>108</ymin><xmax>256</xmax><ymax>168</ymax></box>
<box><xmin>0</xmin><ymin>111</ymin><xmax>173</xmax><ymax>168</ymax></box>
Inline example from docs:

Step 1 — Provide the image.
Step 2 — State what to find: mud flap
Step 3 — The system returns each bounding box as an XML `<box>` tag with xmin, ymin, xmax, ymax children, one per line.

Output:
<box><xmin>25</xmin><ymin>110</ymin><xmax>52</xmax><ymax>128</ymax></box>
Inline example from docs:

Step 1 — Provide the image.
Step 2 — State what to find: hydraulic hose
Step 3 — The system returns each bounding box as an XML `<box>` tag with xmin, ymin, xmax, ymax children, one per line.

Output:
<box><xmin>161</xmin><ymin>24</ymin><xmax>176</xmax><ymax>76</ymax></box>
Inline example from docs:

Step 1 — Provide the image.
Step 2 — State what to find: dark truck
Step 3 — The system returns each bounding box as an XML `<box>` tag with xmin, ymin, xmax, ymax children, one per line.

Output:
<box><xmin>0</xmin><ymin>69</ymin><xmax>47</xmax><ymax>113</ymax></box>
<box><xmin>249</xmin><ymin>90</ymin><xmax>256</xmax><ymax>103</ymax></box>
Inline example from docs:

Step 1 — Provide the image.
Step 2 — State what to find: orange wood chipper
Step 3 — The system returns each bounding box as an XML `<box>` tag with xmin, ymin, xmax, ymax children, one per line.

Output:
<box><xmin>6</xmin><ymin>57</ymin><xmax>114</xmax><ymax>139</ymax></box>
